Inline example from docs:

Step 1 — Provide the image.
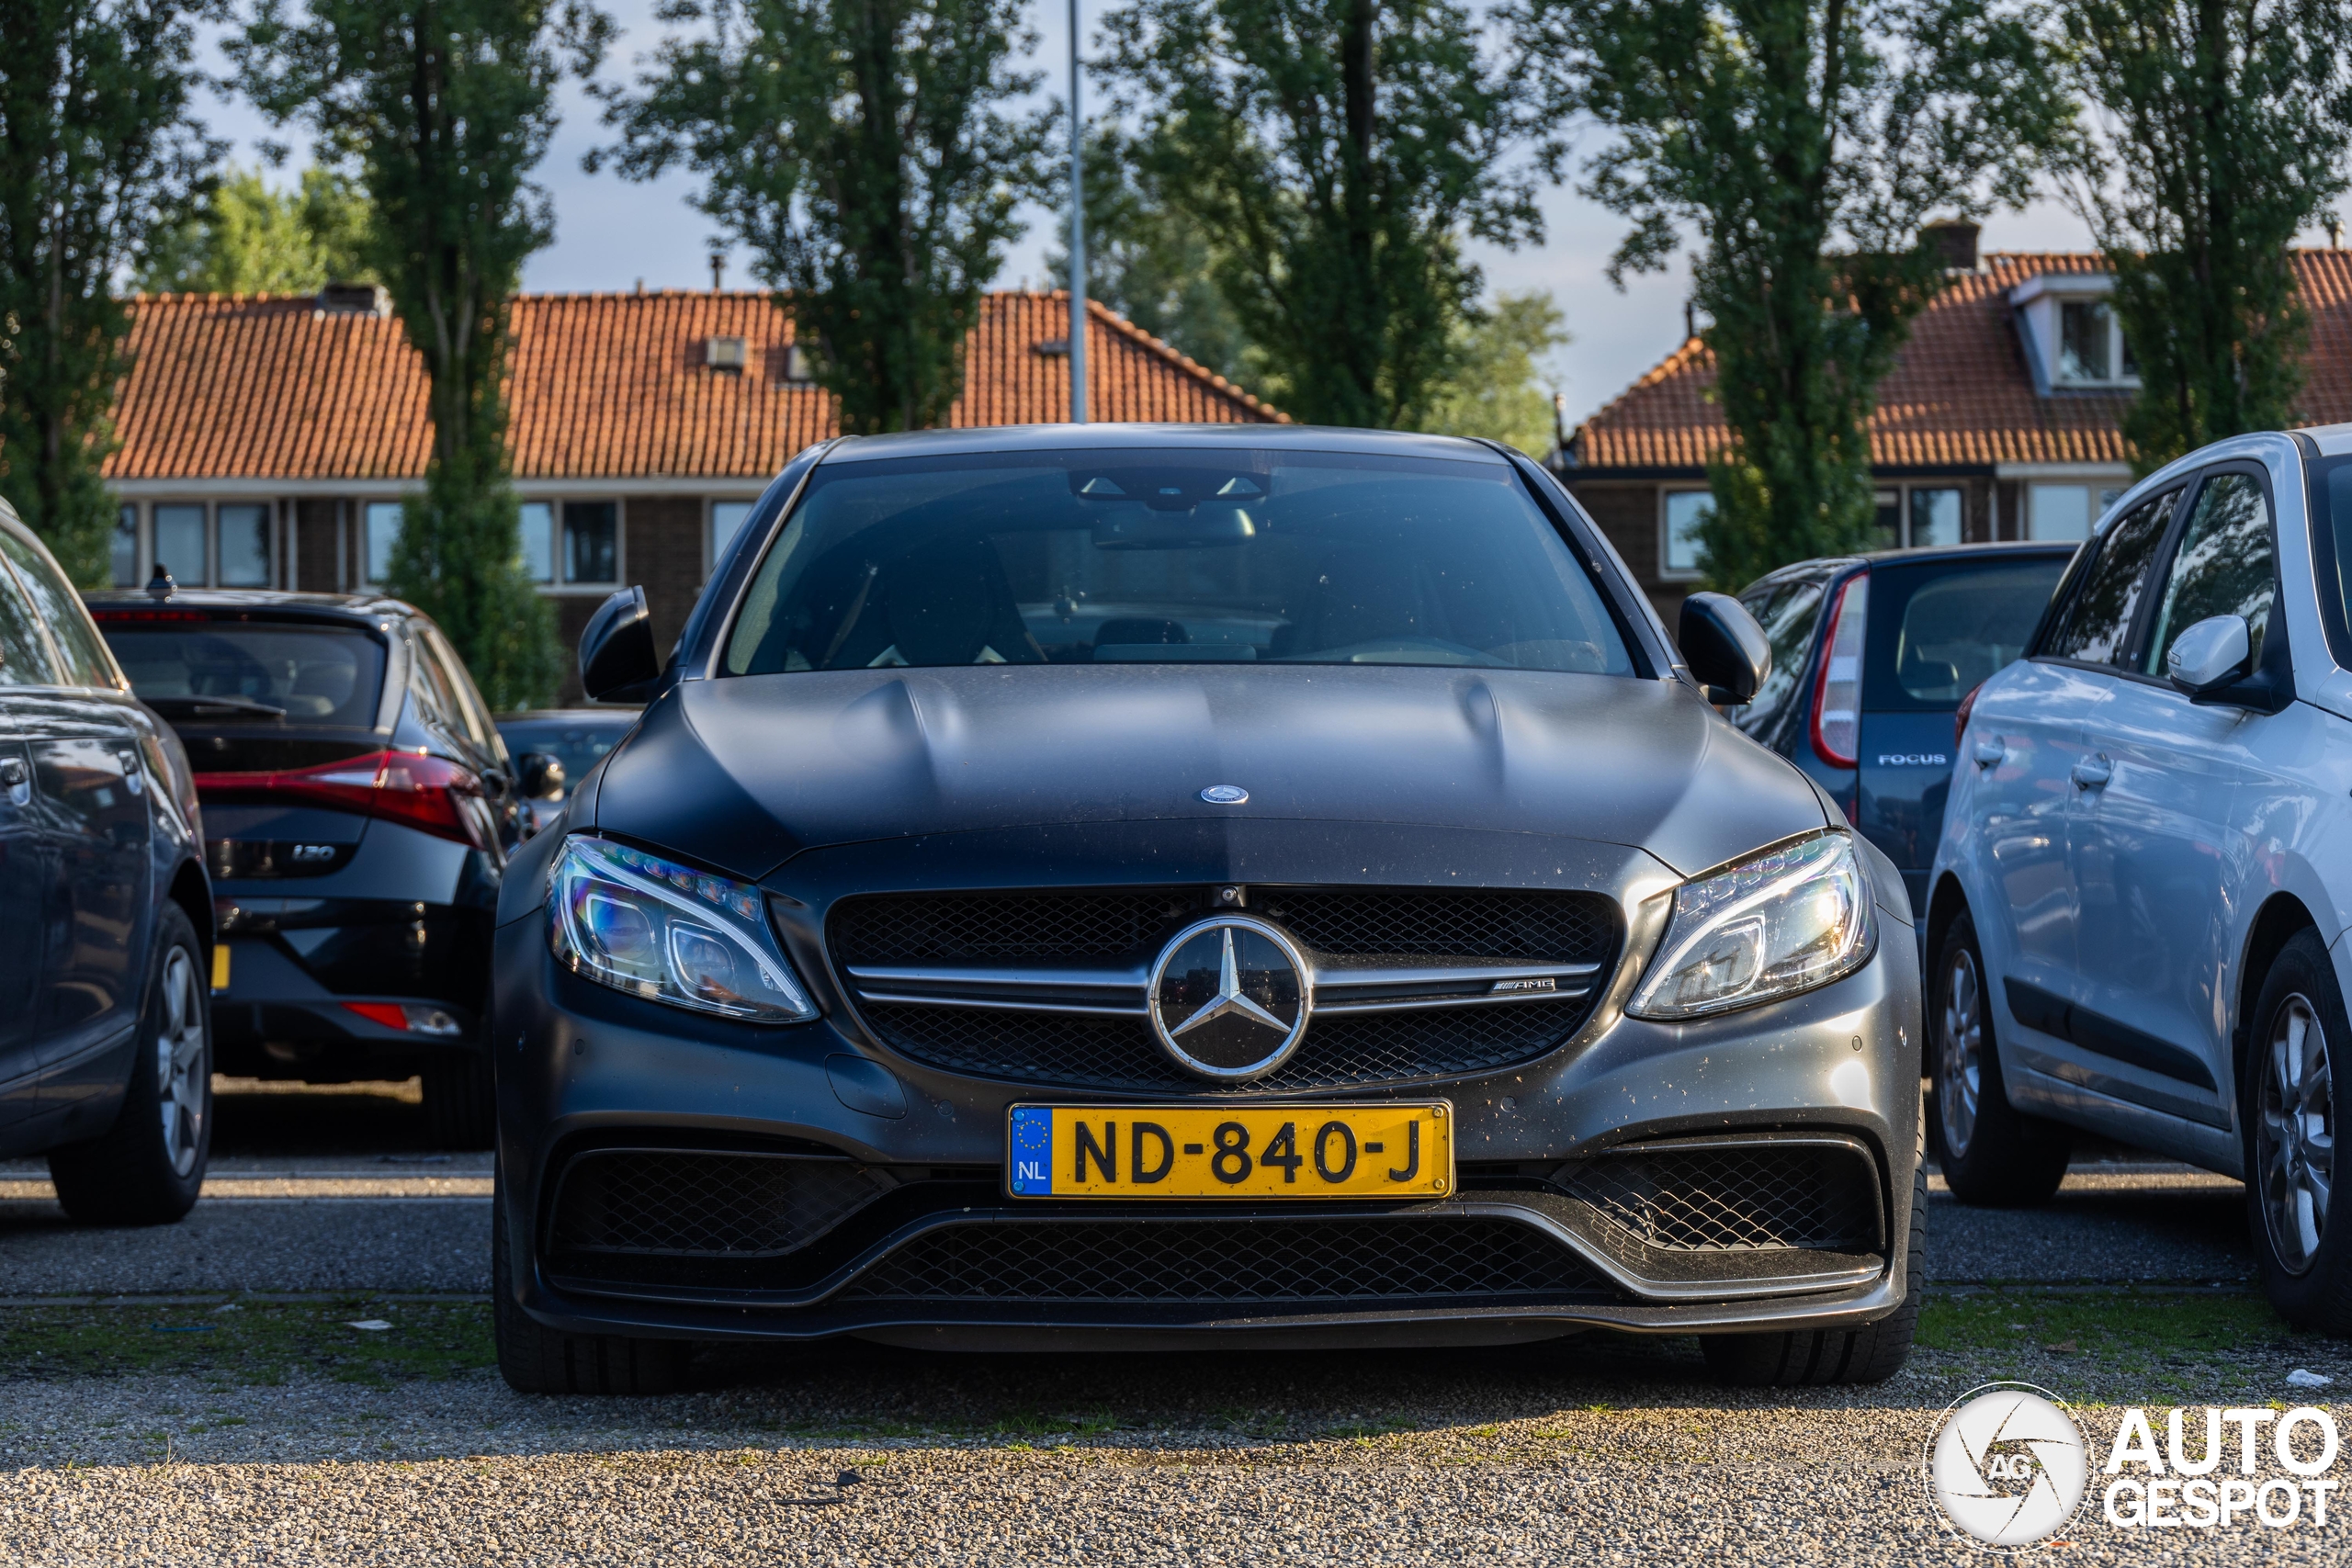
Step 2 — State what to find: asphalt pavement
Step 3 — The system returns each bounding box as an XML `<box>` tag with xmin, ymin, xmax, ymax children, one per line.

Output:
<box><xmin>0</xmin><ymin>1078</ymin><xmax>2332</xmax><ymax>1565</ymax></box>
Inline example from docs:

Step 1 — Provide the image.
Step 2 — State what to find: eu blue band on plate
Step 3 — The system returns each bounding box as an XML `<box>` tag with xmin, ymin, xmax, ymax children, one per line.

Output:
<box><xmin>1009</xmin><ymin>1105</ymin><xmax>1055</xmax><ymax>1195</ymax></box>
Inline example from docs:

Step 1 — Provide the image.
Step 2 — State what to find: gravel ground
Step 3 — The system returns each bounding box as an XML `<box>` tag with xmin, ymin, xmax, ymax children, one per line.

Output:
<box><xmin>0</xmin><ymin>1080</ymin><xmax>2321</xmax><ymax>1563</ymax></box>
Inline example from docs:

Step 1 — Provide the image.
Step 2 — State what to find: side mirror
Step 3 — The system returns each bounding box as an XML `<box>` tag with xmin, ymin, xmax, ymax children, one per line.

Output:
<box><xmin>2165</xmin><ymin>614</ymin><xmax>2253</xmax><ymax>695</ymax></box>
<box><xmin>580</xmin><ymin>586</ymin><xmax>660</xmax><ymax>702</ymax></box>
<box><xmin>1679</xmin><ymin>591</ymin><xmax>1772</xmax><ymax>704</ymax></box>
<box><xmin>516</xmin><ymin>752</ymin><xmax>566</xmax><ymax>800</ymax></box>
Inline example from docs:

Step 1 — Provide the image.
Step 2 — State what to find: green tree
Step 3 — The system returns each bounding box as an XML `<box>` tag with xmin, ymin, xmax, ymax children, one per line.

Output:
<box><xmin>596</xmin><ymin>0</ymin><xmax>1051</xmax><ymax>435</ymax></box>
<box><xmin>1102</xmin><ymin>0</ymin><xmax>1536</xmax><ymax>430</ymax></box>
<box><xmin>2054</xmin><ymin>0</ymin><xmax>2352</xmax><ymax>472</ymax></box>
<box><xmin>0</xmin><ymin>1</ymin><xmax>216</xmax><ymax>584</ymax></box>
<box><xmin>1046</xmin><ymin>125</ymin><xmax>1251</xmax><ymax>384</ymax></box>
<box><xmin>137</xmin><ymin>164</ymin><xmax>381</xmax><ymax>295</ymax></box>
<box><xmin>1420</xmin><ymin>290</ymin><xmax>1568</xmax><ymax>456</ymax></box>
<box><xmin>1514</xmin><ymin>0</ymin><xmax>2073</xmax><ymax>589</ymax></box>
<box><xmin>230</xmin><ymin>0</ymin><xmax>610</xmax><ymax>708</ymax></box>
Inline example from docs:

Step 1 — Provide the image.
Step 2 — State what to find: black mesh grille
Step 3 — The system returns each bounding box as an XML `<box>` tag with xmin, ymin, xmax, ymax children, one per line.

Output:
<box><xmin>833</xmin><ymin>886</ymin><xmax>1620</xmax><ymax>1090</ymax></box>
<box><xmin>845</xmin><ymin>1217</ymin><xmax>1612</xmax><ymax>1303</ymax></box>
<box><xmin>1558</xmin><ymin>1144</ymin><xmax>1882</xmax><ymax>1252</ymax></box>
<box><xmin>862</xmin><ymin>998</ymin><xmax>1596</xmax><ymax>1093</ymax></box>
<box><xmin>548</xmin><ymin>1151</ymin><xmax>889</xmax><ymax>1258</ymax></box>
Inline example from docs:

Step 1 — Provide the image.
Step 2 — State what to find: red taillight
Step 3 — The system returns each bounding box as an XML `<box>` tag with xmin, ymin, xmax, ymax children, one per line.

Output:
<box><xmin>1809</xmin><ymin>574</ymin><xmax>1869</xmax><ymax>769</ymax></box>
<box><xmin>194</xmin><ymin>749</ymin><xmax>486</xmax><ymax>848</ymax></box>
<box><xmin>1955</xmin><ymin>680</ymin><xmax>1986</xmax><ymax>750</ymax></box>
<box><xmin>343</xmin><ymin>1002</ymin><xmax>409</xmax><ymax>1030</ymax></box>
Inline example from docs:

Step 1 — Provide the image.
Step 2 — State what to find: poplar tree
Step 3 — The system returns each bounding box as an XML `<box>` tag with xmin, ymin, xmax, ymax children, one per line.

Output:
<box><xmin>0</xmin><ymin>1</ymin><xmax>215</xmax><ymax>584</ymax></box>
<box><xmin>595</xmin><ymin>0</ymin><xmax>1052</xmax><ymax>435</ymax></box>
<box><xmin>231</xmin><ymin>0</ymin><xmax>609</xmax><ymax>708</ymax></box>
<box><xmin>1513</xmin><ymin>0</ymin><xmax>2072</xmax><ymax>589</ymax></box>
<box><xmin>2054</xmin><ymin>0</ymin><xmax>2352</xmax><ymax>471</ymax></box>
<box><xmin>1101</xmin><ymin>0</ymin><xmax>1537</xmax><ymax>430</ymax></box>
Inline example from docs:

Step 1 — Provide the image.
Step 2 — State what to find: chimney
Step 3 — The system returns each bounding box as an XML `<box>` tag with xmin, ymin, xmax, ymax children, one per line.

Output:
<box><xmin>315</xmin><ymin>281</ymin><xmax>390</xmax><ymax>317</ymax></box>
<box><xmin>710</xmin><ymin>253</ymin><xmax>725</xmax><ymax>291</ymax></box>
<box><xmin>1922</xmin><ymin>220</ymin><xmax>1981</xmax><ymax>273</ymax></box>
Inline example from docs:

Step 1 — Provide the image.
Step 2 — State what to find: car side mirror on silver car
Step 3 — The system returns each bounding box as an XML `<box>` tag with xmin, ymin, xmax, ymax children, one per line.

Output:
<box><xmin>1679</xmin><ymin>592</ymin><xmax>1772</xmax><ymax>705</ymax></box>
<box><xmin>2165</xmin><ymin>614</ymin><xmax>2254</xmax><ymax>697</ymax></box>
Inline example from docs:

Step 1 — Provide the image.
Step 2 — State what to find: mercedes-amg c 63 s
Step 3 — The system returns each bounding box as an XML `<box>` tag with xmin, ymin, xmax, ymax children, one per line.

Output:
<box><xmin>489</xmin><ymin>426</ymin><xmax>1924</xmax><ymax>1393</ymax></box>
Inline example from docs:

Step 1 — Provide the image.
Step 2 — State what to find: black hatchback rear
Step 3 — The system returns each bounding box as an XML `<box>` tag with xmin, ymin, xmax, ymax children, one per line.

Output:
<box><xmin>85</xmin><ymin>588</ymin><xmax>529</xmax><ymax>1145</ymax></box>
<box><xmin>1730</xmin><ymin>543</ymin><xmax>2076</xmax><ymax>915</ymax></box>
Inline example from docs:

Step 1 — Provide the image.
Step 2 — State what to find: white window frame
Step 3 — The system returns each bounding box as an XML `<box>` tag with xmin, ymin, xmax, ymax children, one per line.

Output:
<box><xmin>546</xmin><ymin>496</ymin><xmax>626</xmax><ymax>593</ymax></box>
<box><xmin>134</xmin><ymin>499</ymin><xmax>278</xmax><ymax>589</ymax></box>
<box><xmin>1899</xmin><ymin>484</ymin><xmax>1967</xmax><ymax>548</ymax></box>
<box><xmin>1659</xmin><ymin>488</ymin><xmax>1712</xmax><ymax>581</ymax></box>
<box><xmin>361</xmin><ymin>500</ymin><xmax>407</xmax><ymax>587</ymax></box>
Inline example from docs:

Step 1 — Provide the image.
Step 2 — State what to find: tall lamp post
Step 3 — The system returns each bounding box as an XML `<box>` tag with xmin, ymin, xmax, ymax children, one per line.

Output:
<box><xmin>1068</xmin><ymin>0</ymin><xmax>1089</xmax><ymax>423</ymax></box>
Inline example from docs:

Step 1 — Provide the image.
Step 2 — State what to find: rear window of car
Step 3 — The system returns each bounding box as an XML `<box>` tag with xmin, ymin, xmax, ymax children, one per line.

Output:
<box><xmin>496</xmin><ymin>716</ymin><xmax>635</xmax><ymax>783</ymax></box>
<box><xmin>1863</xmin><ymin>555</ymin><xmax>2072</xmax><ymax>710</ymax></box>
<box><xmin>721</xmin><ymin>447</ymin><xmax>1636</xmax><ymax>677</ymax></box>
<box><xmin>95</xmin><ymin>617</ymin><xmax>388</xmax><ymax>728</ymax></box>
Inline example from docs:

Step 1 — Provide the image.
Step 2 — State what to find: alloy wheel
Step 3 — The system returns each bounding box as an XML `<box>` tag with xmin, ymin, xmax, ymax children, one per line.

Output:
<box><xmin>2258</xmin><ymin>994</ymin><xmax>2336</xmax><ymax>1275</ymax></box>
<box><xmin>1938</xmin><ymin>945</ymin><xmax>1984</xmax><ymax>1157</ymax></box>
<box><xmin>156</xmin><ymin>948</ymin><xmax>206</xmax><ymax>1179</ymax></box>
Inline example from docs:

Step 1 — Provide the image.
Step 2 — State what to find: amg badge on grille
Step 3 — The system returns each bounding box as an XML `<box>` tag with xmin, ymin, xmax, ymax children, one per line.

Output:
<box><xmin>1147</xmin><ymin>917</ymin><xmax>1311</xmax><ymax>1081</ymax></box>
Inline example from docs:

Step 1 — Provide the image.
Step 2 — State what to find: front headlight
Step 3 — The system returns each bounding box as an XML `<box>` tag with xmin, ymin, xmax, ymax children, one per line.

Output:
<box><xmin>548</xmin><ymin>835</ymin><xmax>818</xmax><ymax>1023</ymax></box>
<box><xmin>1626</xmin><ymin>833</ymin><xmax>1877</xmax><ymax>1021</ymax></box>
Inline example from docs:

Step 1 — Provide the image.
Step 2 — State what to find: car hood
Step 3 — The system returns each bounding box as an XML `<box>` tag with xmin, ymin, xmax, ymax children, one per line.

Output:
<box><xmin>592</xmin><ymin>664</ymin><xmax>1827</xmax><ymax>882</ymax></box>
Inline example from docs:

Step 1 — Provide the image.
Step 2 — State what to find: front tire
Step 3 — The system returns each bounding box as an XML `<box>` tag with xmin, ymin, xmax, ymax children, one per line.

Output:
<box><xmin>49</xmin><ymin>903</ymin><xmax>213</xmax><ymax>1225</ymax></box>
<box><xmin>1701</xmin><ymin>1153</ymin><xmax>1927</xmax><ymax>1387</ymax></box>
<box><xmin>1928</xmin><ymin>908</ymin><xmax>2069</xmax><ymax>1206</ymax></box>
<box><xmin>492</xmin><ymin>1176</ymin><xmax>689</xmax><ymax>1394</ymax></box>
<box><xmin>2245</xmin><ymin>929</ymin><xmax>2352</xmax><ymax>1335</ymax></box>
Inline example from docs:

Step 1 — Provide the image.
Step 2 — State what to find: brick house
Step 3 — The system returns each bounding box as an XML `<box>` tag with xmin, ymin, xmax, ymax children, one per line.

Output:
<box><xmin>99</xmin><ymin>288</ymin><xmax>1282</xmax><ymax>702</ymax></box>
<box><xmin>1555</xmin><ymin>241</ymin><xmax>2352</xmax><ymax>625</ymax></box>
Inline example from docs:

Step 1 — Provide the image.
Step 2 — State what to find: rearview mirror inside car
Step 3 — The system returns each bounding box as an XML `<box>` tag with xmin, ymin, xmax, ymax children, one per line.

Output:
<box><xmin>2165</xmin><ymin>614</ymin><xmax>2253</xmax><ymax>696</ymax></box>
<box><xmin>1679</xmin><ymin>592</ymin><xmax>1771</xmax><ymax>705</ymax></box>
<box><xmin>580</xmin><ymin>585</ymin><xmax>661</xmax><ymax>703</ymax></box>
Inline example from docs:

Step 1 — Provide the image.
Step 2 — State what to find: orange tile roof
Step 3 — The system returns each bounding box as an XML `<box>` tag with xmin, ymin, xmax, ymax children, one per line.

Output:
<box><xmin>1573</xmin><ymin>251</ymin><xmax>2352</xmax><ymax>470</ymax></box>
<box><xmin>104</xmin><ymin>289</ymin><xmax>1282</xmax><ymax>482</ymax></box>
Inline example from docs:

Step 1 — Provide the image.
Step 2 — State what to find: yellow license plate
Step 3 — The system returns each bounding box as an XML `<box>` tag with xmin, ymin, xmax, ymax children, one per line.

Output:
<box><xmin>1006</xmin><ymin>1103</ymin><xmax>1454</xmax><ymax>1200</ymax></box>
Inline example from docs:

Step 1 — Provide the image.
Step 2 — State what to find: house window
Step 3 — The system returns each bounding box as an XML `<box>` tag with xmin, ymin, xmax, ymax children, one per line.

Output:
<box><xmin>364</xmin><ymin>501</ymin><xmax>404</xmax><ymax>584</ymax></box>
<box><xmin>1872</xmin><ymin>490</ymin><xmax>1902</xmax><ymax>550</ymax></box>
<box><xmin>138</xmin><ymin>501</ymin><xmax>277</xmax><ymax>587</ymax></box>
<box><xmin>2028</xmin><ymin>483</ymin><xmax>2130</xmax><ymax>542</ymax></box>
<box><xmin>2054</xmin><ymin>300</ymin><xmax>2136</xmax><ymax>388</ymax></box>
<box><xmin>711</xmin><ymin>501</ymin><xmax>756</xmax><ymax>568</ymax></box>
<box><xmin>112</xmin><ymin>505</ymin><xmax>140</xmax><ymax>587</ymax></box>
<box><xmin>563</xmin><ymin>501</ymin><xmax>619</xmax><ymax>585</ymax></box>
<box><xmin>1661</xmin><ymin>491</ymin><xmax>1711</xmax><ymax>579</ymax></box>
<box><xmin>518</xmin><ymin>502</ymin><xmax>555</xmax><ymax>584</ymax></box>
<box><xmin>1908</xmin><ymin>488</ymin><xmax>1963</xmax><ymax>547</ymax></box>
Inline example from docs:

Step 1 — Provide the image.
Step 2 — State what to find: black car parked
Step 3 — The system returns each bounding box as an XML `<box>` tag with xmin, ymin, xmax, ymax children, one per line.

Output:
<box><xmin>85</xmin><ymin>586</ymin><xmax>536</xmax><ymax>1147</ymax></box>
<box><xmin>0</xmin><ymin>505</ymin><xmax>214</xmax><ymax>1222</ymax></box>
<box><xmin>1730</xmin><ymin>542</ymin><xmax>2076</xmax><ymax>916</ymax></box>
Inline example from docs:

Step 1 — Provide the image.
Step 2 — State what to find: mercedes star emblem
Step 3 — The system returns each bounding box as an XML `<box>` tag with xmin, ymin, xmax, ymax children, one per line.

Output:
<box><xmin>1199</xmin><ymin>784</ymin><xmax>1249</xmax><ymax>804</ymax></box>
<box><xmin>1148</xmin><ymin>916</ymin><xmax>1311</xmax><ymax>1081</ymax></box>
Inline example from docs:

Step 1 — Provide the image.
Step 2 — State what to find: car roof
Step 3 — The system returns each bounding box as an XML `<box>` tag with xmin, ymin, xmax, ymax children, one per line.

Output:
<box><xmin>83</xmin><ymin>587</ymin><xmax>422</xmax><ymax>626</ymax></box>
<box><xmin>495</xmin><ymin>708</ymin><xmax>641</xmax><ymax>723</ymax></box>
<box><xmin>817</xmin><ymin>423</ymin><xmax>1513</xmax><ymax>467</ymax></box>
<box><xmin>1745</xmin><ymin>539</ymin><xmax>2076</xmax><ymax>588</ymax></box>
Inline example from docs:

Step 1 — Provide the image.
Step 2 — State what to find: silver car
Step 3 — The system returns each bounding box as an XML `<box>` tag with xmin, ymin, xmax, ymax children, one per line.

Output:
<box><xmin>1931</xmin><ymin>426</ymin><xmax>2352</xmax><ymax>1326</ymax></box>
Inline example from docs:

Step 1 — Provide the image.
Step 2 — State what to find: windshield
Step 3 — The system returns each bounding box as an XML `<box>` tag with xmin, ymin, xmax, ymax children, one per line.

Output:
<box><xmin>720</xmin><ymin>448</ymin><xmax>1634</xmax><ymax>676</ymax></box>
<box><xmin>97</xmin><ymin>619</ymin><xmax>388</xmax><ymax>728</ymax></box>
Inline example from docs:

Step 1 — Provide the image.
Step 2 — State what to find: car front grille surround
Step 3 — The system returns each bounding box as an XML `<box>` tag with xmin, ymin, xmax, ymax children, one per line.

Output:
<box><xmin>829</xmin><ymin>886</ymin><xmax>1623</xmax><ymax>1092</ymax></box>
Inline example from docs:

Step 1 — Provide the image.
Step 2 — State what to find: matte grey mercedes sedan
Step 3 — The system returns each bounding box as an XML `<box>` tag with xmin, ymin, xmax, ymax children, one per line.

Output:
<box><xmin>487</xmin><ymin>425</ymin><xmax>1923</xmax><ymax>1393</ymax></box>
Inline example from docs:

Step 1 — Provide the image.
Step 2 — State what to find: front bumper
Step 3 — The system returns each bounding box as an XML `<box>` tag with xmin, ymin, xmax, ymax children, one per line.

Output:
<box><xmin>493</xmin><ymin>847</ymin><xmax>1922</xmax><ymax>1345</ymax></box>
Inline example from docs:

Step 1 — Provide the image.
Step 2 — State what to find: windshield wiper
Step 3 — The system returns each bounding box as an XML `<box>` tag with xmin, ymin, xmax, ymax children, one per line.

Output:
<box><xmin>144</xmin><ymin>694</ymin><xmax>289</xmax><ymax>720</ymax></box>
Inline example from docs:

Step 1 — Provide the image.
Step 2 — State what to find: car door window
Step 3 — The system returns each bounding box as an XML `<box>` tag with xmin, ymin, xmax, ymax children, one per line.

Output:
<box><xmin>1731</xmin><ymin>574</ymin><xmax>1826</xmax><ymax>739</ymax></box>
<box><xmin>422</xmin><ymin>627</ymin><xmax>497</xmax><ymax>753</ymax></box>
<box><xmin>0</xmin><ymin>528</ymin><xmax>116</xmax><ymax>688</ymax></box>
<box><xmin>2041</xmin><ymin>490</ymin><xmax>2177</xmax><ymax>666</ymax></box>
<box><xmin>0</xmin><ymin>551</ymin><xmax>62</xmax><ymax>686</ymax></box>
<box><xmin>2141</xmin><ymin>472</ymin><xmax>2275</xmax><ymax>675</ymax></box>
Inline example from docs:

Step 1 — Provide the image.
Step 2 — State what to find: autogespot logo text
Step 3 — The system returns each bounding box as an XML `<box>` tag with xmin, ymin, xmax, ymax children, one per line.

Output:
<box><xmin>1925</xmin><ymin>1382</ymin><xmax>2346</xmax><ymax>1549</ymax></box>
<box><xmin>1926</xmin><ymin>1383</ymin><xmax>2091</xmax><ymax>1548</ymax></box>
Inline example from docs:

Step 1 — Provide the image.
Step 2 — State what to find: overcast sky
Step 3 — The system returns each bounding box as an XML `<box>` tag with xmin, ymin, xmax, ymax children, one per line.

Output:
<box><xmin>193</xmin><ymin>3</ymin><xmax>2181</xmax><ymax>428</ymax></box>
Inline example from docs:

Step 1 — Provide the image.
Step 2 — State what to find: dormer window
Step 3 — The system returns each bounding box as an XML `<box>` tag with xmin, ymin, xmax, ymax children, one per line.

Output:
<box><xmin>2057</xmin><ymin>299</ymin><xmax>2136</xmax><ymax>386</ymax></box>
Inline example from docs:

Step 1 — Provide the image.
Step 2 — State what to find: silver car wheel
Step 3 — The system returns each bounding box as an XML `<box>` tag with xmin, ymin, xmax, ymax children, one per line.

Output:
<box><xmin>156</xmin><ymin>947</ymin><xmax>206</xmax><ymax>1179</ymax></box>
<box><xmin>2258</xmin><ymin>994</ymin><xmax>2335</xmax><ymax>1276</ymax></box>
<box><xmin>1938</xmin><ymin>945</ymin><xmax>1984</xmax><ymax>1158</ymax></box>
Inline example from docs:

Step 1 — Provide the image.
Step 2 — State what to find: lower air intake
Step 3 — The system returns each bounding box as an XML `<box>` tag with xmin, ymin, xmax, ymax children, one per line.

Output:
<box><xmin>548</xmin><ymin>1149</ymin><xmax>889</xmax><ymax>1258</ymax></box>
<box><xmin>1558</xmin><ymin>1141</ymin><xmax>1883</xmax><ymax>1253</ymax></box>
